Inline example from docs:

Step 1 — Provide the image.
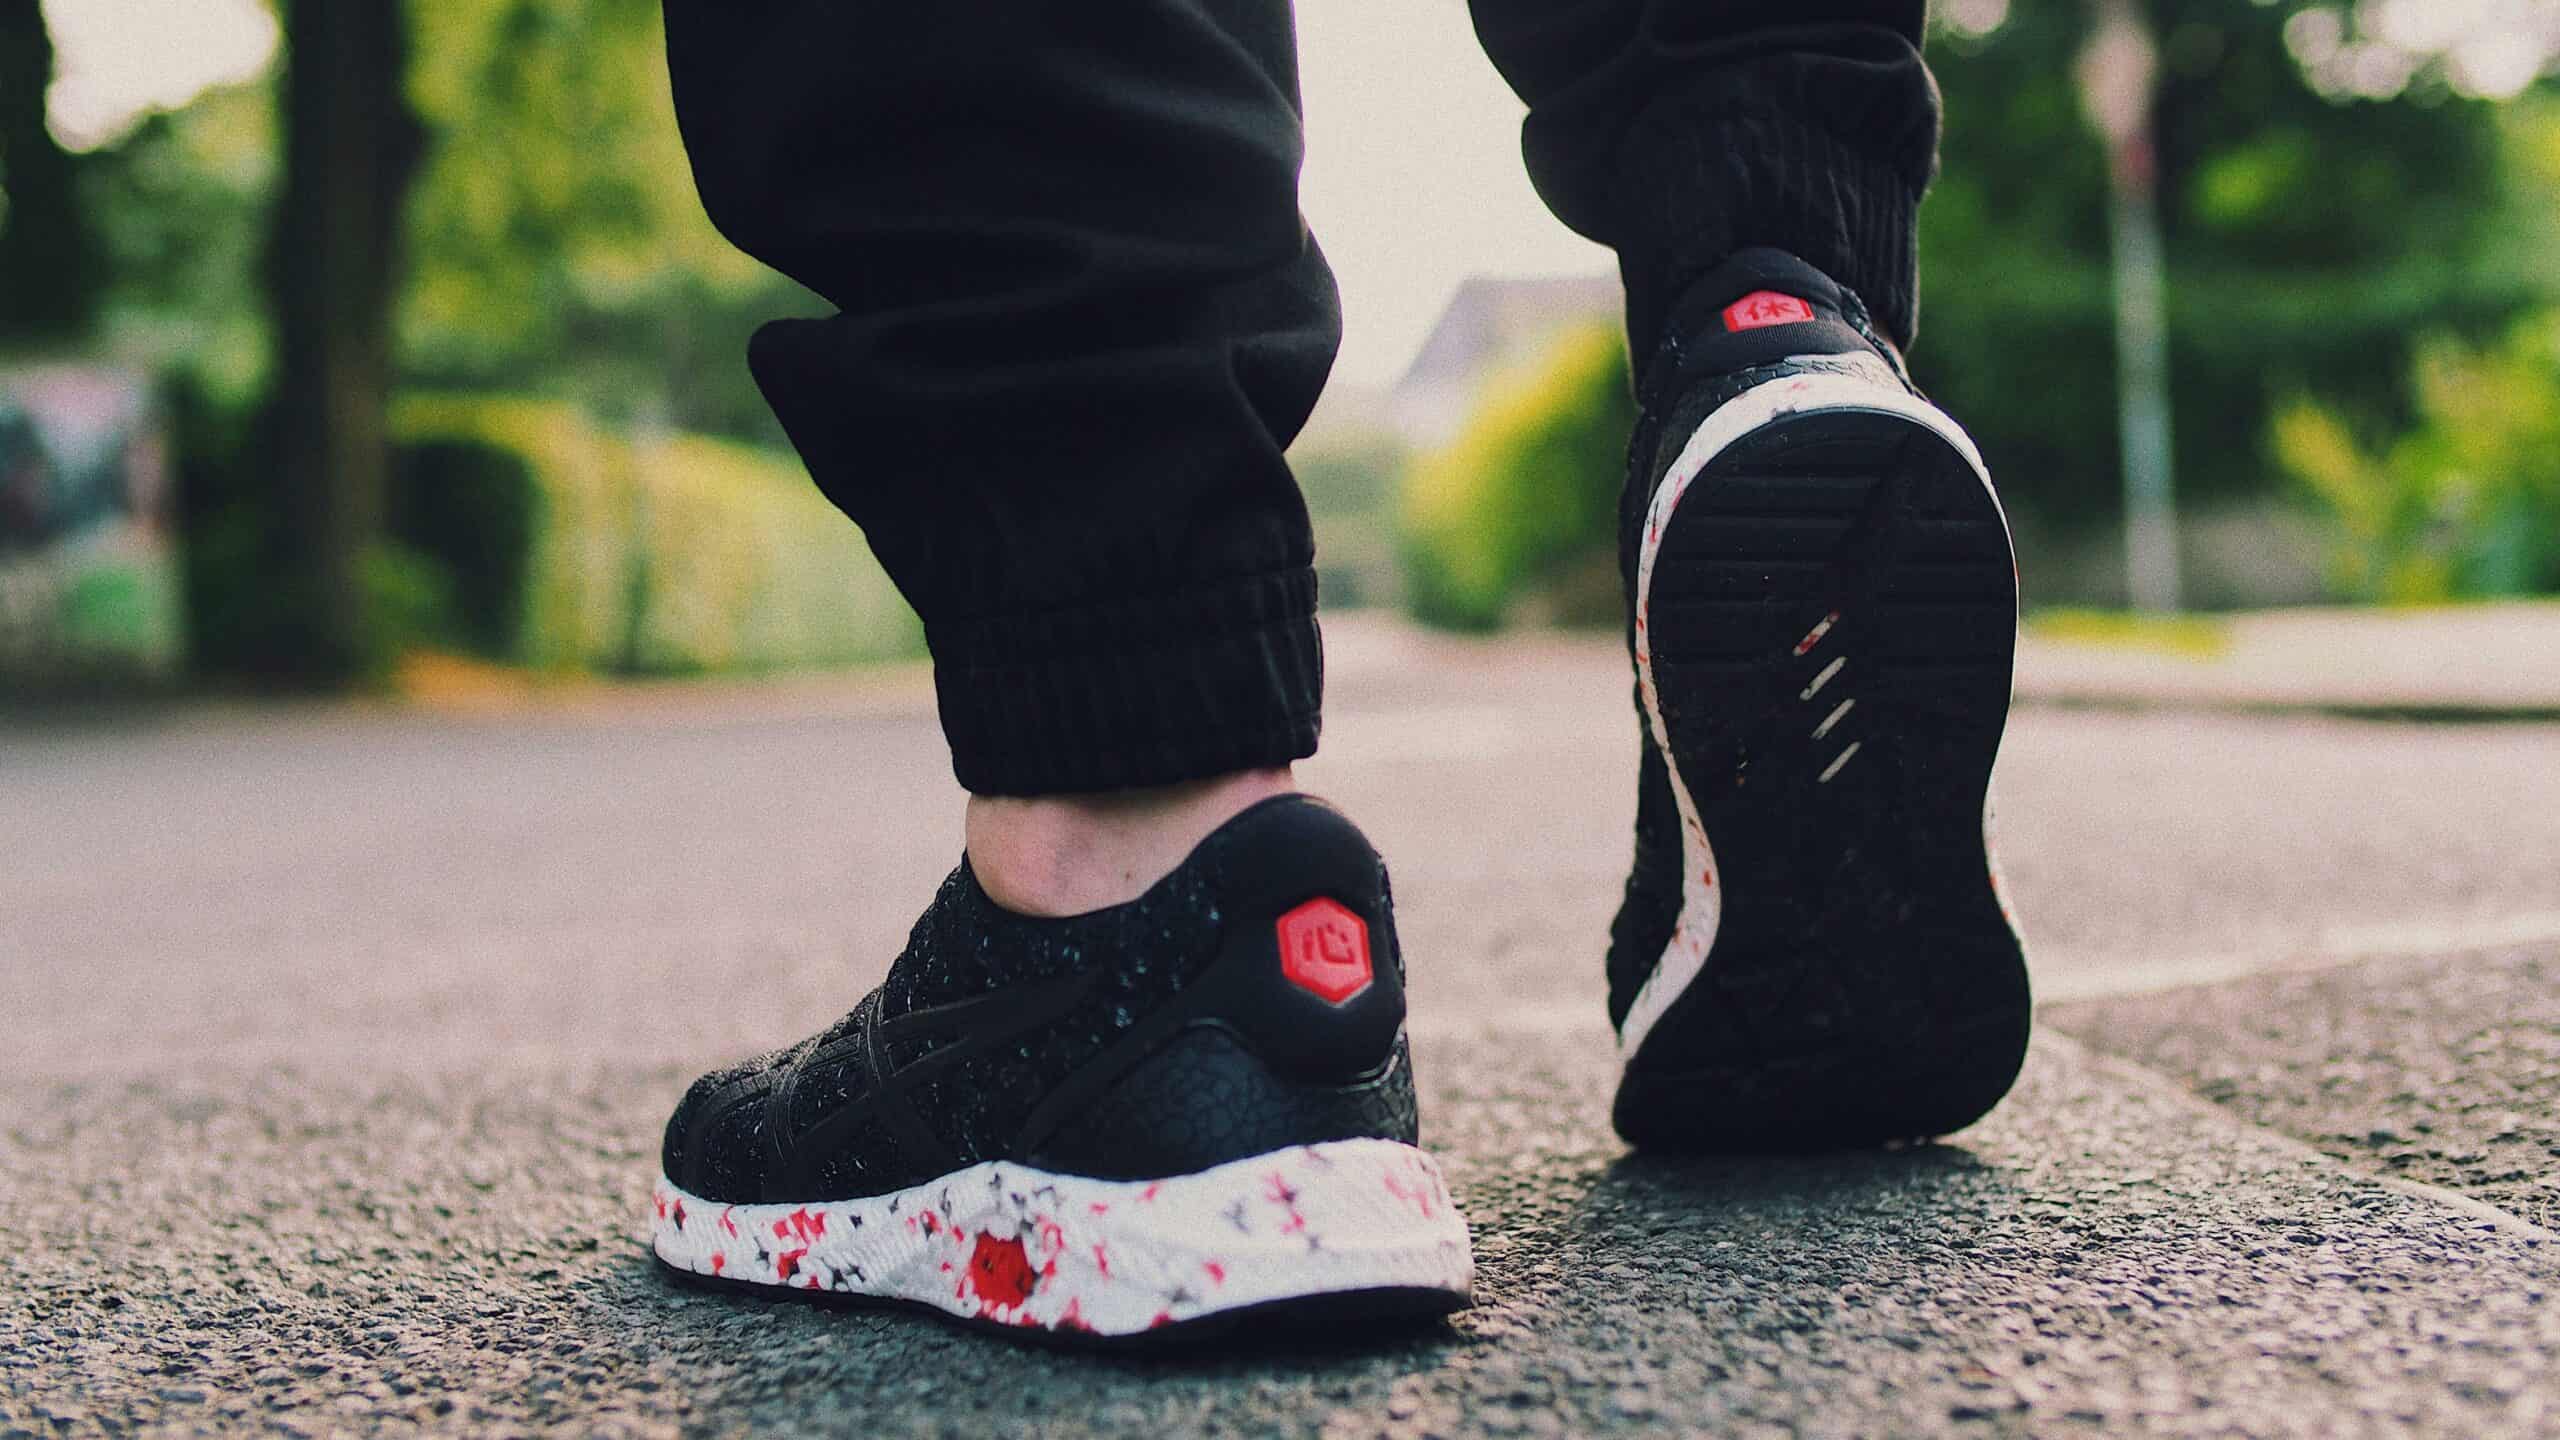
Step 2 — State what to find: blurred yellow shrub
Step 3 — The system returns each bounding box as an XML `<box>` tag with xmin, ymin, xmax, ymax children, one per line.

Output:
<box><xmin>1398</xmin><ymin>323</ymin><xmax>1634</xmax><ymax>631</ymax></box>
<box><xmin>2274</xmin><ymin>313</ymin><xmax>2560</xmax><ymax>603</ymax></box>
<box><xmin>392</xmin><ymin>395</ymin><xmax>921</xmax><ymax>673</ymax></box>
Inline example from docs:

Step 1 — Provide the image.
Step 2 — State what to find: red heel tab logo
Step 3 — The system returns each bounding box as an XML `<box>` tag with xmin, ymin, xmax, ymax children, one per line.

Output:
<box><xmin>1724</xmin><ymin>291</ymin><xmax>1816</xmax><ymax>332</ymax></box>
<box><xmin>1276</xmin><ymin>898</ymin><xmax>1373</xmax><ymax>1005</ymax></box>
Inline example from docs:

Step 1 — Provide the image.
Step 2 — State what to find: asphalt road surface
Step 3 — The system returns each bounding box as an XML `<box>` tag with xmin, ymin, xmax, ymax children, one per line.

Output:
<box><xmin>8</xmin><ymin>621</ymin><xmax>2560</xmax><ymax>1437</ymax></box>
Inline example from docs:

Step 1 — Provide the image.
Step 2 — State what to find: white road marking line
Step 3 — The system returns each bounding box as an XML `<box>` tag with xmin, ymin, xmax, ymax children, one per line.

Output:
<box><xmin>1817</xmin><ymin>741</ymin><xmax>1862</xmax><ymax>783</ymax></box>
<box><xmin>1812</xmin><ymin>698</ymin><xmax>1856</xmax><ymax>740</ymax></box>
<box><xmin>1802</xmin><ymin>657</ymin><xmax>1845</xmax><ymax>700</ymax></box>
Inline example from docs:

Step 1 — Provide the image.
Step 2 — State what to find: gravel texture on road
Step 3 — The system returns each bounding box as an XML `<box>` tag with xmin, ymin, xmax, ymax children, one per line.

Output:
<box><xmin>2050</xmin><ymin>944</ymin><xmax>2560</xmax><ymax>1232</ymax></box>
<box><xmin>8</xmin><ymin>1029</ymin><xmax>2558</xmax><ymax>1439</ymax></box>
<box><xmin>10</xmin><ymin>630</ymin><xmax>2560</xmax><ymax>1435</ymax></box>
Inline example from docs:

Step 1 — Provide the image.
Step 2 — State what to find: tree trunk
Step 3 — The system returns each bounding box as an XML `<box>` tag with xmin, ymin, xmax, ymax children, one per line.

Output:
<box><xmin>264</xmin><ymin>0</ymin><xmax>422</xmax><ymax>680</ymax></box>
<box><xmin>0</xmin><ymin>0</ymin><xmax>104</xmax><ymax>345</ymax></box>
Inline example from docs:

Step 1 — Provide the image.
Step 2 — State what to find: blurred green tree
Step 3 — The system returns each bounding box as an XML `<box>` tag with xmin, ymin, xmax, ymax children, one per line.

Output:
<box><xmin>259</xmin><ymin>0</ymin><xmax>427</xmax><ymax>680</ymax></box>
<box><xmin>1396</xmin><ymin>2</ymin><xmax>2560</xmax><ymax>626</ymax></box>
<box><xmin>76</xmin><ymin>0</ymin><xmax>805</xmax><ymax>445</ymax></box>
<box><xmin>402</xmin><ymin>0</ymin><xmax>815</xmax><ymax>441</ymax></box>
<box><xmin>1401</xmin><ymin>324</ymin><xmax>1634</xmax><ymax>631</ymax></box>
<box><xmin>24</xmin><ymin>0</ymin><xmax>2560</xmax><ymax>664</ymax></box>
<box><xmin>74</xmin><ymin>0</ymin><xmax>816</xmax><ymax>678</ymax></box>
<box><xmin>0</xmin><ymin>0</ymin><xmax>107</xmax><ymax>346</ymax></box>
<box><xmin>1918</xmin><ymin>0</ymin><xmax>2534</xmax><ymax>551</ymax></box>
<box><xmin>80</xmin><ymin>87</ymin><xmax>274</xmax><ymax>404</ymax></box>
<box><xmin>2276</xmin><ymin>311</ymin><xmax>2560</xmax><ymax>601</ymax></box>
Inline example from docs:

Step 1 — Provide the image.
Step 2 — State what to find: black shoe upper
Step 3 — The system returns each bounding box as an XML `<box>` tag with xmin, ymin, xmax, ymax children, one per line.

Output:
<box><xmin>1632</xmin><ymin>247</ymin><xmax>1911</xmax><ymax>407</ymax></box>
<box><xmin>1600</xmin><ymin>246</ymin><xmax>2032</xmax><ymax>1145</ymax></box>
<box><xmin>1605</xmin><ymin>248</ymin><xmax>1916</xmax><ymax>1032</ymax></box>
<box><xmin>662</xmin><ymin>795</ymin><xmax>1418</xmax><ymax>1204</ymax></box>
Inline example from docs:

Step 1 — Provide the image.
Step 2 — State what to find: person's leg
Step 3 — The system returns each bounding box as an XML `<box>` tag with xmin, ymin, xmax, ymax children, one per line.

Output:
<box><xmin>662</xmin><ymin>0</ymin><xmax>1336</xmax><ymax>910</ymax></box>
<box><xmin>646</xmin><ymin>0</ymin><xmax>1473</xmax><ymax>1339</ymax></box>
<box><xmin>1468</xmin><ymin>1</ymin><xmax>2034</xmax><ymax>1149</ymax></box>
<box><xmin>1469</xmin><ymin>1</ymin><xmax>1936</xmax><ymax>367</ymax></box>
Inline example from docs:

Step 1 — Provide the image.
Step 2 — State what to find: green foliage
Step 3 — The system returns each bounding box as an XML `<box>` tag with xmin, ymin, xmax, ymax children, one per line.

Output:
<box><xmin>2274</xmin><ymin>314</ymin><xmax>2560</xmax><ymax>602</ymax></box>
<box><xmin>0</xmin><ymin>557</ymin><xmax>182</xmax><ymax>689</ymax></box>
<box><xmin>401</xmin><ymin>0</ymin><xmax>814</xmax><ymax>442</ymax></box>
<box><xmin>30</xmin><ymin>0</ymin><xmax>2560</xmax><ymax>681</ymax></box>
<box><xmin>390</xmin><ymin>437</ymin><xmax>539</xmax><ymax>653</ymax></box>
<box><xmin>2</xmin><ymin>552</ymin><xmax>184</xmax><ymax>684</ymax></box>
<box><xmin>76</xmin><ymin>90</ymin><xmax>281</xmax><ymax>681</ymax></box>
<box><xmin>1388</xmin><ymin>5</ymin><xmax>2554</xmax><ymax>629</ymax></box>
<box><xmin>78</xmin><ymin>87</ymin><xmax>276</xmax><ymax>406</ymax></box>
<box><xmin>392</xmin><ymin>395</ymin><xmax>922</xmax><ymax>673</ymax></box>
<box><xmin>2026</xmin><ymin>607</ymin><xmax>2229</xmax><ymax>656</ymax></box>
<box><xmin>1298</xmin><ymin>433</ymin><xmax>1408</xmax><ymax>611</ymax></box>
<box><xmin>78</xmin><ymin>2</ymin><xmax>807</xmax><ymax>449</ymax></box>
<box><xmin>165</xmin><ymin>356</ymin><xmax>288</xmax><ymax>677</ymax></box>
<box><xmin>360</xmin><ymin>542</ymin><xmax>463</xmax><ymax>661</ymax></box>
<box><xmin>180</xmin><ymin>494</ymin><xmax>286</xmax><ymax>676</ymax></box>
<box><xmin>1399</xmin><ymin>324</ymin><xmax>1632</xmax><ymax>631</ymax></box>
<box><xmin>182</xmin><ymin>510</ymin><xmax>443</xmax><ymax>684</ymax></box>
<box><xmin>1916</xmin><ymin>0</ymin><xmax>2535</xmax><ymax>561</ymax></box>
<box><xmin>56</xmin><ymin>566</ymin><xmax>147</xmax><ymax>646</ymax></box>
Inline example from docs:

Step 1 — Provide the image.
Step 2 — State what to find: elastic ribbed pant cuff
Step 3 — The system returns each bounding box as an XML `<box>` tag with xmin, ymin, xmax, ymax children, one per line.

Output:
<box><xmin>928</xmin><ymin>568</ymin><xmax>1323</xmax><ymax>796</ymax></box>
<box><xmin>1611</xmin><ymin>76</ymin><xmax>1935</xmax><ymax>358</ymax></box>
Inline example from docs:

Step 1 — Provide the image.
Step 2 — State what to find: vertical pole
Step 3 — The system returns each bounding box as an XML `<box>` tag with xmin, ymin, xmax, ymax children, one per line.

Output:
<box><xmin>2110</xmin><ymin>140</ymin><xmax>2182</xmax><ymax>613</ymax></box>
<box><xmin>2079</xmin><ymin>0</ymin><xmax>2183</xmax><ymax>612</ymax></box>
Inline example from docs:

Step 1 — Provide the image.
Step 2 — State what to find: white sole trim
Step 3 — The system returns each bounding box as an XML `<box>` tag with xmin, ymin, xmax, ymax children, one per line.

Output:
<box><xmin>651</xmin><ymin>1137</ymin><xmax>1473</xmax><ymax>1338</ymax></box>
<box><xmin>1621</xmin><ymin>356</ymin><xmax>2014</xmax><ymax>1066</ymax></box>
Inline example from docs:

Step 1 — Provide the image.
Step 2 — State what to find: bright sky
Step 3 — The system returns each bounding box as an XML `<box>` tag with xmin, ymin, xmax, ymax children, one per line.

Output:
<box><xmin>39</xmin><ymin>0</ymin><xmax>276</xmax><ymax>152</ymax></box>
<box><xmin>1295</xmin><ymin>0</ymin><xmax>1611</xmax><ymax>384</ymax></box>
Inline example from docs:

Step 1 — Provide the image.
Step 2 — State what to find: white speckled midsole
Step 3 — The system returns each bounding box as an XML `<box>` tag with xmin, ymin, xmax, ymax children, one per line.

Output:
<box><xmin>651</xmin><ymin>1137</ymin><xmax>1474</xmax><ymax>1337</ymax></box>
<box><xmin>1622</xmin><ymin>355</ymin><xmax>2012</xmax><ymax>1067</ymax></box>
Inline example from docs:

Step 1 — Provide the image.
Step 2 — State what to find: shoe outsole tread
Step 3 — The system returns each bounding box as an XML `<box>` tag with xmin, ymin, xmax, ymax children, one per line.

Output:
<box><xmin>1619</xmin><ymin>400</ymin><xmax>2031</xmax><ymax>1152</ymax></box>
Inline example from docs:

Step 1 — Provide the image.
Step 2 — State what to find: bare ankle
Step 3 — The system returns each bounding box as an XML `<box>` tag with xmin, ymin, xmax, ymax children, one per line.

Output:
<box><xmin>964</xmin><ymin>767</ymin><xmax>1298</xmax><ymax>917</ymax></box>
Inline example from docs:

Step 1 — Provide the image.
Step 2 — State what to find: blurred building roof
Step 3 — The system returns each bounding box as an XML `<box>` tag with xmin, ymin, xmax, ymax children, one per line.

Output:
<box><xmin>1390</xmin><ymin>273</ymin><xmax>1621</xmax><ymax>448</ymax></box>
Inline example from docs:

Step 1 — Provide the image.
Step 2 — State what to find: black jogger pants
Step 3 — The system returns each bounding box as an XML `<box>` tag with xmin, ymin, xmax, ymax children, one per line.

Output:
<box><xmin>661</xmin><ymin>0</ymin><xmax>1939</xmax><ymax>795</ymax></box>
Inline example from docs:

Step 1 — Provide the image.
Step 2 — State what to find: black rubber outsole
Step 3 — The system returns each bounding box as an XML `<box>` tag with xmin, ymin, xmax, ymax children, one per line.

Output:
<box><xmin>656</xmin><ymin>1257</ymin><xmax>1465</xmax><ymax>1352</ymax></box>
<box><xmin>1619</xmin><ymin>405</ymin><xmax>2031</xmax><ymax>1152</ymax></box>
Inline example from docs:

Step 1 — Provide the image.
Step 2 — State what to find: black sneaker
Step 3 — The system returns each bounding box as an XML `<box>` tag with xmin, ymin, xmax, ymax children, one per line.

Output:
<box><xmin>1606</xmin><ymin>248</ymin><xmax>2032</xmax><ymax>1150</ymax></box>
<box><xmin>651</xmin><ymin>795</ymin><xmax>1473</xmax><ymax>1342</ymax></box>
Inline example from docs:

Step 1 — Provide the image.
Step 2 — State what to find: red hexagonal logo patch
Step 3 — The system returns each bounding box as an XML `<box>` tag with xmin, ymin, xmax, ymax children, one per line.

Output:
<box><xmin>1276</xmin><ymin>897</ymin><xmax>1373</xmax><ymax>1005</ymax></box>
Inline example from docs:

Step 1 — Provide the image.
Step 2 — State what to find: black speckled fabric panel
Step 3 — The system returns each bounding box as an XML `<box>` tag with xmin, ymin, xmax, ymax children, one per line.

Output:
<box><xmin>1031</xmin><ymin>1029</ymin><xmax>1420</xmax><ymax>1181</ymax></box>
<box><xmin>881</xmin><ymin>852</ymin><xmax>1234</xmax><ymax>1162</ymax></box>
<box><xmin>662</xmin><ymin>804</ymin><xmax>1324</xmax><ymax>1204</ymax></box>
<box><xmin>877</xmin><ymin>855</ymin><xmax>1227</xmax><ymax>1022</ymax></box>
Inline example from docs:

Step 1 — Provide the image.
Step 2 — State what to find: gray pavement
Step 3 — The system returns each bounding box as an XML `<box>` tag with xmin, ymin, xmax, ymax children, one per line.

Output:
<box><xmin>7</xmin><ymin>619</ymin><xmax>2560</xmax><ymax>1436</ymax></box>
<box><xmin>2013</xmin><ymin>601</ymin><xmax>2560</xmax><ymax>719</ymax></box>
<box><xmin>2049</xmin><ymin>944</ymin><xmax>2560</xmax><ymax>1232</ymax></box>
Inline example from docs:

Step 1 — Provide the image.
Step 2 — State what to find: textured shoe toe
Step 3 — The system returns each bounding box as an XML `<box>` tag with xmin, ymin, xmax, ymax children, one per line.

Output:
<box><xmin>662</xmin><ymin>1048</ymin><xmax>791</xmax><ymax>1201</ymax></box>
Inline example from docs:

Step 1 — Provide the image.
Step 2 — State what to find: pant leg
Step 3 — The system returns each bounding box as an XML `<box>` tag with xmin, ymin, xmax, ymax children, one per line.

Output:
<box><xmin>1467</xmin><ymin>0</ymin><xmax>1938</xmax><ymax>365</ymax></box>
<box><xmin>662</xmin><ymin>0</ymin><xmax>1336</xmax><ymax>796</ymax></box>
